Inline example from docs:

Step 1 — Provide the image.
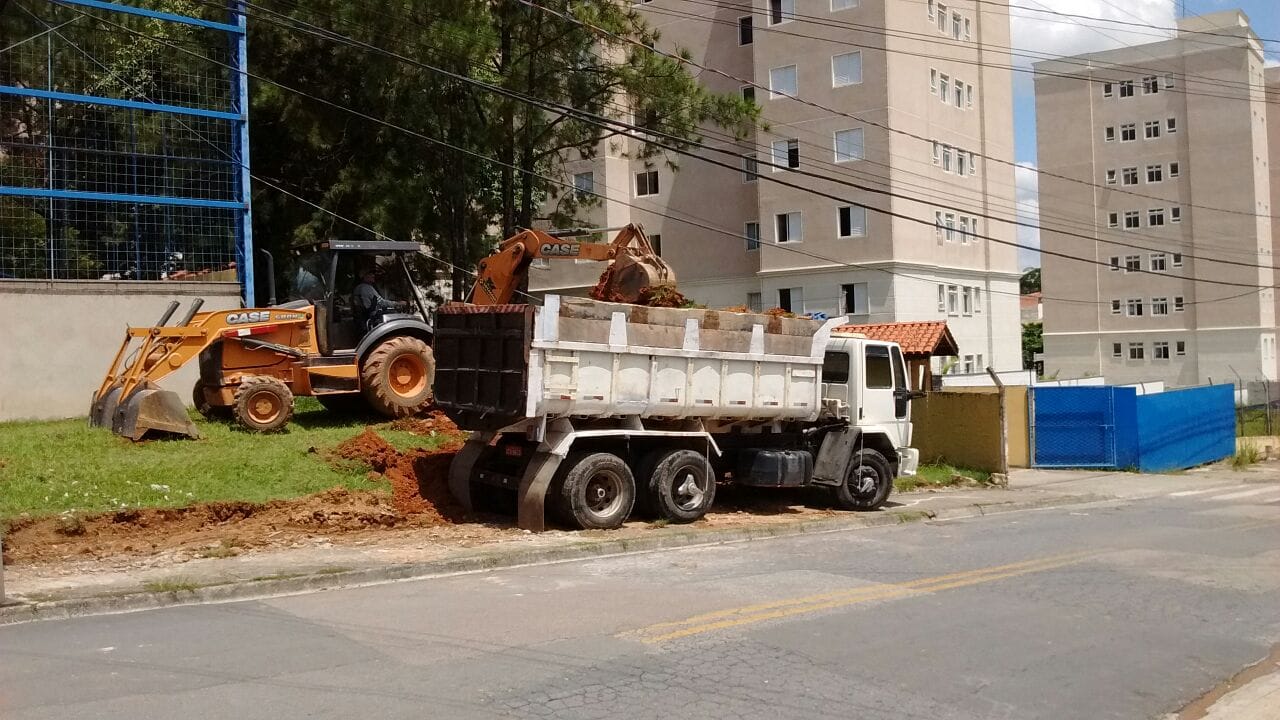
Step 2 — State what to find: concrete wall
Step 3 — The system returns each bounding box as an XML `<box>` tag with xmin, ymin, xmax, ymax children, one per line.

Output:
<box><xmin>0</xmin><ymin>281</ymin><xmax>242</xmax><ymax>421</ymax></box>
<box><xmin>913</xmin><ymin>387</ymin><xmax>1028</xmax><ymax>471</ymax></box>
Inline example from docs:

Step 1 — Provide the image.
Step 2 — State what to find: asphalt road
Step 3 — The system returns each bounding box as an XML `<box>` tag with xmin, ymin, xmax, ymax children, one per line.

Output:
<box><xmin>3</xmin><ymin>485</ymin><xmax>1278</xmax><ymax>720</ymax></box>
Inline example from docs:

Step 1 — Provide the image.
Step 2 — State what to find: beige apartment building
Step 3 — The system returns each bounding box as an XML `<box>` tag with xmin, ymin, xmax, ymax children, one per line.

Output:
<box><xmin>1034</xmin><ymin>10</ymin><xmax>1278</xmax><ymax>387</ymax></box>
<box><xmin>531</xmin><ymin>0</ymin><xmax>1022</xmax><ymax>374</ymax></box>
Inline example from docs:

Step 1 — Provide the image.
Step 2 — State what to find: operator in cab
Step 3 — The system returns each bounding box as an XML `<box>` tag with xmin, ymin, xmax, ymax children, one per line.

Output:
<box><xmin>353</xmin><ymin>267</ymin><xmax>406</xmax><ymax>331</ymax></box>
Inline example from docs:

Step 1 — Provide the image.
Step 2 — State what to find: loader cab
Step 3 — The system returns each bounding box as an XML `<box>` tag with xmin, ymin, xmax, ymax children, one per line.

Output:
<box><xmin>284</xmin><ymin>240</ymin><xmax>427</xmax><ymax>355</ymax></box>
<box><xmin>822</xmin><ymin>336</ymin><xmax>913</xmax><ymax>450</ymax></box>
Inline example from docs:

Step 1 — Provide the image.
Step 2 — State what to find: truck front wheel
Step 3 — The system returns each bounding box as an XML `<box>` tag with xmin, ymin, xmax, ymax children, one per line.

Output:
<box><xmin>832</xmin><ymin>449</ymin><xmax>893</xmax><ymax>511</ymax></box>
<box><xmin>557</xmin><ymin>453</ymin><xmax>636</xmax><ymax>530</ymax></box>
<box><xmin>649</xmin><ymin>449</ymin><xmax>716</xmax><ymax>523</ymax></box>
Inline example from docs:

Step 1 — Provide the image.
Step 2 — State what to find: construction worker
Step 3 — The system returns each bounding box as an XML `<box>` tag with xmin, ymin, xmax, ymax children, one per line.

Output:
<box><xmin>353</xmin><ymin>268</ymin><xmax>403</xmax><ymax>331</ymax></box>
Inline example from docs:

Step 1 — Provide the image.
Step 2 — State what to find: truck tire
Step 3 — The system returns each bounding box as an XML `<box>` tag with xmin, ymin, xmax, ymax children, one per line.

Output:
<box><xmin>832</xmin><ymin>449</ymin><xmax>893</xmax><ymax>511</ymax></box>
<box><xmin>648</xmin><ymin>449</ymin><xmax>716</xmax><ymax>523</ymax></box>
<box><xmin>233</xmin><ymin>376</ymin><xmax>294</xmax><ymax>433</ymax></box>
<box><xmin>557</xmin><ymin>453</ymin><xmax>636</xmax><ymax>530</ymax></box>
<box><xmin>361</xmin><ymin>336</ymin><xmax>435</xmax><ymax>418</ymax></box>
<box><xmin>192</xmin><ymin>380</ymin><xmax>229</xmax><ymax>420</ymax></box>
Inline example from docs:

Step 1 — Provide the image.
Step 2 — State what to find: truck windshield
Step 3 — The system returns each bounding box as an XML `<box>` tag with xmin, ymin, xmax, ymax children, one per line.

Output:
<box><xmin>823</xmin><ymin>351</ymin><xmax>850</xmax><ymax>384</ymax></box>
<box><xmin>865</xmin><ymin>345</ymin><xmax>893</xmax><ymax>389</ymax></box>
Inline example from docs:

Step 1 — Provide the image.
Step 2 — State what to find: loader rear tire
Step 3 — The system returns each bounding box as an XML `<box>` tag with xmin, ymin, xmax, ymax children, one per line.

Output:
<box><xmin>233</xmin><ymin>376</ymin><xmax>294</xmax><ymax>433</ymax></box>
<box><xmin>361</xmin><ymin>336</ymin><xmax>435</xmax><ymax>418</ymax></box>
<box><xmin>192</xmin><ymin>381</ymin><xmax>230</xmax><ymax>420</ymax></box>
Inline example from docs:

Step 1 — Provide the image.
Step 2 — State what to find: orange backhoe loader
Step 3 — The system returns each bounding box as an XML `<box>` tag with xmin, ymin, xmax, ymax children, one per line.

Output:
<box><xmin>90</xmin><ymin>224</ymin><xmax>675</xmax><ymax>440</ymax></box>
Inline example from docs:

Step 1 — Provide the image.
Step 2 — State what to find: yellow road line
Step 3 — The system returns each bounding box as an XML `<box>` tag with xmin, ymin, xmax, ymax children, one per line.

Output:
<box><xmin>631</xmin><ymin>551</ymin><xmax>1093</xmax><ymax>635</ymax></box>
<box><xmin>631</xmin><ymin>552</ymin><xmax>1096</xmax><ymax>644</ymax></box>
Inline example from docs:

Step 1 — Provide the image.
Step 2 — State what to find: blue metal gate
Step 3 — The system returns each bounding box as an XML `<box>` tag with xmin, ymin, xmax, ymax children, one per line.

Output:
<box><xmin>1030</xmin><ymin>387</ymin><xmax>1122</xmax><ymax>468</ymax></box>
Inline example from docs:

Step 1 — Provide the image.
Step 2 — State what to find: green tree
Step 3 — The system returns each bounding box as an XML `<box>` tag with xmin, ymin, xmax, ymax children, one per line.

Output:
<box><xmin>1022</xmin><ymin>322</ymin><xmax>1043</xmax><ymax>371</ymax></box>
<box><xmin>1020</xmin><ymin>267</ymin><xmax>1041</xmax><ymax>294</ymax></box>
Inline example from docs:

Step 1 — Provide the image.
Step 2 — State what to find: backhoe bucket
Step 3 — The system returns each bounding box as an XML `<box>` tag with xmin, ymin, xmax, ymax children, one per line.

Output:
<box><xmin>602</xmin><ymin>254</ymin><xmax>678</xmax><ymax>304</ymax></box>
<box><xmin>111</xmin><ymin>384</ymin><xmax>200</xmax><ymax>441</ymax></box>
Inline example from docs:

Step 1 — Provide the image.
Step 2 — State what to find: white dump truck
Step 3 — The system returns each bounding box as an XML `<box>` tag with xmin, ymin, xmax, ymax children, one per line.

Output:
<box><xmin>435</xmin><ymin>296</ymin><xmax>920</xmax><ymax>531</ymax></box>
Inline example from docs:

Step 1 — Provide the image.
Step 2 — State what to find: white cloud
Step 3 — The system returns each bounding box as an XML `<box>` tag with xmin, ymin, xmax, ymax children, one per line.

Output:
<box><xmin>1015</xmin><ymin>163</ymin><xmax>1041</xmax><ymax>269</ymax></box>
<box><xmin>1010</xmin><ymin>1</ymin><xmax>1178</xmax><ymax>69</ymax></box>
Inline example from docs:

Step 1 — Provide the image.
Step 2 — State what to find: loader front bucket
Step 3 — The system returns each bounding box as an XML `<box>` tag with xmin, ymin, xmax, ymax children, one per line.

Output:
<box><xmin>111</xmin><ymin>385</ymin><xmax>200</xmax><ymax>441</ymax></box>
<box><xmin>89</xmin><ymin>384</ymin><xmax>124</xmax><ymax>429</ymax></box>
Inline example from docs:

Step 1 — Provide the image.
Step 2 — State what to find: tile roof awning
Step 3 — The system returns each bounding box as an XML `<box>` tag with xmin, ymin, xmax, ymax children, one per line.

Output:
<box><xmin>836</xmin><ymin>321</ymin><xmax>960</xmax><ymax>358</ymax></box>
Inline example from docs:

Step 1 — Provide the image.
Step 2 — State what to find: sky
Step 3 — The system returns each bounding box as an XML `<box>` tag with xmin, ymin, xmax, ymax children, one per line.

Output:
<box><xmin>1010</xmin><ymin>0</ymin><xmax>1280</xmax><ymax>268</ymax></box>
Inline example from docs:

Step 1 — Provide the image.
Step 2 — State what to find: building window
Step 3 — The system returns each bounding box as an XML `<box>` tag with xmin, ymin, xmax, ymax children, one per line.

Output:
<box><xmin>573</xmin><ymin>171</ymin><xmax>594</xmax><ymax>198</ymax></box>
<box><xmin>1108</xmin><ymin>213</ymin><xmax>1120</xmax><ymax>229</ymax></box>
<box><xmin>1148</xmin><ymin>208</ymin><xmax>1165</xmax><ymax>227</ymax></box>
<box><xmin>769</xmin><ymin>64</ymin><xmax>798</xmax><ymax>98</ymax></box>
<box><xmin>1171</xmin><ymin>207</ymin><xmax>1182</xmax><ymax>223</ymax></box>
<box><xmin>1125</xmin><ymin>255</ymin><xmax>1140</xmax><ymax>272</ymax></box>
<box><xmin>834</xmin><ymin>128</ymin><xmax>865</xmax><ymax>162</ymax></box>
<box><xmin>741</xmin><ymin>85</ymin><xmax>755</xmax><ymax>103</ymax></box>
<box><xmin>1172</xmin><ymin>252</ymin><xmax>1183</xmax><ymax>267</ymax></box>
<box><xmin>947</xmin><ymin>284</ymin><xmax>959</xmax><ymax>315</ymax></box>
<box><xmin>1121</xmin><ymin>124</ymin><xmax>1136</xmax><ymax>142</ymax></box>
<box><xmin>1153</xmin><ymin>341</ymin><xmax>1170</xmax><ymax>359</ymax></box>
<box><xmin>930</xmin><ymin>68</ymin><xmax>938</xmax><ymax>94</ymax></box>
<box><xmin>1174</xmin><ymin>296</ymin><xmax>1185</xmax><ymax>312</ymax></box>
<box><xmin>775</xmin><ymin>211</ymin><xmax>802</xmax><ymax>243</ymax></box>
<box><xmin>745</xmin><ymin>221</ymin><xmax>760</xmax><ymax>251</ymax></box>
<box><xmin>832</xmin><ymin>51</ymin><xmax>863</xmax><ymax>87</ymax></box>
<box><xmin>742</xmin><ymin>153</ymin><xmax>758</xmax><ymax>183</ymax></box>
<box><xmin>1164</xmin><ymin>74</ymin><xmax>1176</xmax><ymax>89</ymax></box>
<box><xmin>928</xmin><ymin>0</ymin><xmax>935</xmax><ymax>20</ymax></box>
<box><xmin>1103</xmin><ymin>82</ymin><xmax>1113</xmax><ymax>98</ymax></box>
<box><xmin>635</xmin><ymin>170</ymin><xmax>659</xmax><ymax>197</ymax></box>
<box><xmin>953</xmin><ymin>80</ymin><xmax>964</xmax><ymax>108</ymax></box>
<box><xmin>772</xmin><ymin>138</ymin><xmax>800</xmax><ymax>170</ymax></box>
<box><xmin>1152</xmin><ymin>297</ymin><xmax>1169</xmax><ymax>315</ymax></box>
<box><xmin>937</xmin><ymin>284</ymin><xmax>946</xmax><ymax>312</ymax></box>
<box><xmin>1122</xmin><ymin>167</ymin><xmax>1138</xmax><ymax>186</ymax></box>
<box><xmin>957</xmin><ymin>151</ymin><xmax>968</xmax><ymax>176</ymax></box>
<box><xmin>738</xmin><ymin>16</ymin><xmax>753</xmax><ymax>45</ymax></box>
<box><xmin>747</xmin><ymin>292</ymin><xmax>762</xmax><ymax>313</ymax></box>
<box><xmin>944</xmin><ymin>213</ymin><xmax>956</xmax><ymax>242</ymax></box>
<box><xmin>778</xmin><ymin>287</ymin><xmax>801</xmax><ymax>313</ymax></box>
<box><xmin>935</xmin><ymin>211</ymin><xmax>944</xmax><ymax>241</ymax></box>
<box><xmin>1145</xmin><ymin>121</ymin><xmax>1161</xmax><ymax>139</ymax></box>
<box><xmin>1166</xmin><ymin>117</ymin><xmax>1177</xmax><ymax>133</ymax></box>
<box><xmin>1126</xmin><ymin>298</ymin><xmax>1144</xmax><ymax>317</ymax></box>
<box><xmin>650</xmin><ymin>234</ymin><xmax>662</xmax><ymax>256</ymax></box>
<box><xmin>968</xmin><ymin>151</ymin><xmax>979</xmax><ymax>176</ymax></box>
<box><xmin>1111</xmin><ymin>300</ymin><xmax>1122</xmax><ymax>315</ymax></box>
<box><xmin>838</xmin><ymin>205</ymin><xmax>867</xmax><ymax>238</ymax></box>
<box><xmin>832</xmin><ymin>0</ymin><xmax>858</xmax><ymax>11</ymax></box>
<box><xmin>937</xmin><ymin>3</ymin><xmax>948</xmax><ymax>32</ymax></box>
<box><xmin>1124</xmin><ymin>212</ymin><xmax>1141</xmax><ymax>230</ymax></box>
<box><xmin>842</xmin><ymin>283</ymin><xmax>869</xmax><ymax>315</ymax></box>
<box><xmin>973</xmin><ymin>286</ymin><xmax>982</xmax><ymax>312</ymax></box>
<box><xmin>1105</xmin><ymin>169</ymin><xmax>1117</xmax><ymax>185</ymax></box>
<box><xmin>1109</xmin><ymin>256</ymin><xmax>1120</xmax><ymax>271</ymax></box>
<box><xmin>964</xmin><ymin>17</ymin><xmax>971</xmax><ymax>40</ymax></box>
<box><xmin>1112</xmin><ymin>342</ymin><xmax>1123</xmax><ymax>358</ymax></box>
<box><xmin>939</xmin><ymin>73</ymin><xmax>950</xmax><ymax>101</ymax></box>
<box><xmin>1119</xmin><ymin>80</ymin><xmax>1134</xmax><ymax>98</ymax></box>
<box><xmin>768</xmin><ymin>0</ymin><xmax>794</xmax><ymax>26</ymax></box>
<box><xmin>951</xmin><ymin>11</ymin><xmax>962</xmax><ymax>40</ymax></box>
<box><xmin>1129</xmin><ymin>343</ymin><xmax>1145</xmax><ymax>360</ymax></box>
<box><xmin>1105</xmin><ymin>126</ymin><xmax>1116</xmax><ymax>142</ymax></box>
<box><xmin>932</xmin><ymin>141</ymin><xmax>941</xmax><ymax>165</ymax></box>
<box><xmin>1142</xmin><ymin>75</ymin><xmax>1159</xmax><ymax>94</ymax></box>
<box><xmin>1176</xmin><ymin>340</ymin><xmax>1186</xmax><ymax>356</ymax></box>
<box><xmin>1150</xmin><ymin>253</ymin><xmax>1167</xmax><ymax>272</ymax></box>
<box><xmin>1169</xmin><ymin>162</ymin><xmax>1180</xmax><ymax>178</ymax></box>
<box><xmin>942</xmin><ymin>145</ymin><xmax>953</xmax><ymax>172</ymax></box>
<box><xmin>962</xmin><ymin>286</ymin><xmax>973</xmax><ymax>315</ymax></box>
<box><xmin>1147</xmin><ymin>165</ymin><xmax>1163</xmax><ymax>183</ymax></box>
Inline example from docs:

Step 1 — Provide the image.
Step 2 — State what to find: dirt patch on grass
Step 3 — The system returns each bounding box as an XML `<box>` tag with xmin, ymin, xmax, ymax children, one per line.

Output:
<box><xmin>3</xmin><ymin>416</ymin><xmax>473</xmax><ymax>567</ymax></box>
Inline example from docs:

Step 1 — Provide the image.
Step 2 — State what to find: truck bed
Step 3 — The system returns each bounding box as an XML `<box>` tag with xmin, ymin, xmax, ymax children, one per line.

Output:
<box><xmin>434</xmin><ymin>296</ymin><xmax>838</xmax><ymax>431</ymax></box>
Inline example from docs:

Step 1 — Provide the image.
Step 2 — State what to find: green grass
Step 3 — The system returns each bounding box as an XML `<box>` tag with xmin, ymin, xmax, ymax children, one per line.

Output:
<box><xmin>1237</xmin><ymin>408</ymin><xmax>1276</xmax><ymax>438</ymax></box>
<box><xmin>142</xmin><ymin>579</ymin><xmax>202</xmax><ymax>594</ymax></box>
<box><xmin>0</xmin><ymin>398</ymin><xmax>446</xmax><ymax>520</ymax></box>
<box><xmin>1232</xmin><ymin>444</ymin><xmax>1261</xmax><ymax>471</ymax></box>
<box><xmin>897</xmin><ymin>464</ymin><xmax>993</xmax><ymax>493</ymax></box>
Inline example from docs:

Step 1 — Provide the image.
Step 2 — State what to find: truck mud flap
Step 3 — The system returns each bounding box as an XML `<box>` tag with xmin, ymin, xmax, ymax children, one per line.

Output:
<box><xmin>813</xmin><ymin>428</ymin><xmax>861</xmax><ymax>486</ymax></box>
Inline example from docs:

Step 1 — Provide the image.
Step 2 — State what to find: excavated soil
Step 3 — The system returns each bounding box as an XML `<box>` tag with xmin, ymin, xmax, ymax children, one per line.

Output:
<box><xmin>2</xmin><ymin>413</ymin><xmax>474</xmax><ymax>567</ymax></box>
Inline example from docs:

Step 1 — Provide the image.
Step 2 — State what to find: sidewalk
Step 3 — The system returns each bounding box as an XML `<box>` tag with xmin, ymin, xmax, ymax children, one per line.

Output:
<box><xmin>1171</xmin><ymin>645</ymin><xmax>1280</xmax><ymax>720</ymax></box>
<box><xmin>2</xmin><ymin>463</ymin><xmax>1270</xmax><ymax>625</ymax></box>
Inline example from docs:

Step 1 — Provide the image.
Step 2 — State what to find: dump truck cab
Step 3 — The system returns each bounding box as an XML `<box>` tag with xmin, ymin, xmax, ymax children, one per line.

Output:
<box><xmin>819</xmin><ymin>334</ymin><xmax>918</xmax><ymax>479</ymax></box>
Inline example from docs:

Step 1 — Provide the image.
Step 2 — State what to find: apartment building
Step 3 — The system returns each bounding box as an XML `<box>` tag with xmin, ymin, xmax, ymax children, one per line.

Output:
<box><xmin>1034</xmin><ymin>10</ymin><xmax>1278</xmax><ymax>387</ymax></box>
<box><xmin>532</xmin><ymin>0</ymin><xmax>1022</xmax><ymax>374</ymax></box>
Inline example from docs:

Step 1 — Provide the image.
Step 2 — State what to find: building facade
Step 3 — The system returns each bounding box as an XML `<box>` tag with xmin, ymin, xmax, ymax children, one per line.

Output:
<box><xmin>532</xmin><ymin>0</ymin><xmax>1022</xmax><ymax>374</ymax></box>
<box><xmin>1034</xmin><ymin>11</ymin><xmax>1278</xmax><ymax>387</ymax></box>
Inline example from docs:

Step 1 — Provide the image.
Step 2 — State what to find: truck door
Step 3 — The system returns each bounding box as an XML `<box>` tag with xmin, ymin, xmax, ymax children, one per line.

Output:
<box><xmin>861</xmin><ymin>343</ymin><xmax>911</xmax><ymax>448</ymax></box>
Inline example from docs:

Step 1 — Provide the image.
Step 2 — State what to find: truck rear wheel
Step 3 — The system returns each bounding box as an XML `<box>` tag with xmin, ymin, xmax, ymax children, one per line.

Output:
<box><xmin>361</xmin><ymin>336</ymin><xmax>435</xmax><ymax>418</ymax></box>
<box><xmin>832</xmin><ymin>449</ymin><xmax>893</xmax><ymax>511</ymax></box>
<box><xmin>557</xmin><ymin>453</ymin><xmax>636</xmax><ymax>530</ymax></box>
<box><xmin>648</xmin><ymin>449</ymin><xmax>716</xmax><ymax>523</ymax></box>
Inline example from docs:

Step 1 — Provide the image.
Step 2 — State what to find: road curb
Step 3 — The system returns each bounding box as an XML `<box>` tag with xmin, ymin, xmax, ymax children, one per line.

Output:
<box><xmin>0</xmin><ymin>492</ymin><xmax>1109</xmax><ymax>626</ymax></box>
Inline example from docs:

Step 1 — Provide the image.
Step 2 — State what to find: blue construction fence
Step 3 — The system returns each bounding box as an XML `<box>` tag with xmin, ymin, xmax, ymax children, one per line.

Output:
<box><xmin>1031</xmin><ymin>384</ymin><xmax>1236</xmax><ymax>473</ymax></box>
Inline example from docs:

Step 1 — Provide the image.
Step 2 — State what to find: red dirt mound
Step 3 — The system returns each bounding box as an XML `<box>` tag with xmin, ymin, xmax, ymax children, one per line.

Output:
<box><xmin>332</xmin><ymin>428</ymin><xmax>465</xmax><ymax>519</ymax></box>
